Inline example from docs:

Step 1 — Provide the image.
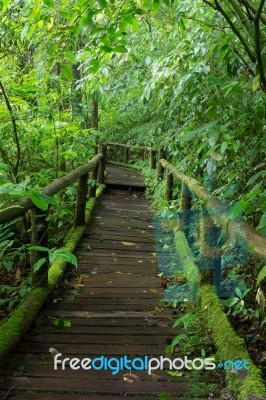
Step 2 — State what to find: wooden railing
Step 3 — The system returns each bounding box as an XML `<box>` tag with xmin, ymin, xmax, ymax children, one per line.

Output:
<box><xmin>105</xmin><ymin>141</ymin><xmax>265</xmax><ymax>294</ymax></box>
<box><xmin>0</xmin><ymin>147</ymin><xmax>108</xmax><ymax>288</ymax></box>
<box><xmin>159</xmin><ymin>158</ymin><xmax>266</xmax><ymax>267</ymax></box>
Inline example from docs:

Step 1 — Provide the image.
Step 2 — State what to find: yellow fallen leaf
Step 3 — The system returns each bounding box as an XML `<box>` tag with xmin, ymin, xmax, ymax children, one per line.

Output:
<box><xmin>49</xmin><ymin>347</ymin><xmax>60</xmax><ymax>357</ymax></box>
<box><xmin>121</xmin><ymin>241</ymin><xmax>136</xmax><ymax>246</ymax></box>
<box><xmin>123</xmin><ymin>372</ymin><xmax>141</xmax><ymax>381</ymax></box>
<box><xmin>149</xmin><ymin>288</ymin><xmax>158</xmax><ymax>293</ymax></box>
<box><xmin>116</xmin><ymin>271</ymin><xmax>132</xmax><ymax>275</ymax></box>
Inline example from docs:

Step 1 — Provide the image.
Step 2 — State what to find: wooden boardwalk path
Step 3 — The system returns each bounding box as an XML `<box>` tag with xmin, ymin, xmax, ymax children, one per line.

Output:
<box><xmin>0</xmin><ymin>167</ymin><xmax>187</xmax><ymax>399</ymax></box>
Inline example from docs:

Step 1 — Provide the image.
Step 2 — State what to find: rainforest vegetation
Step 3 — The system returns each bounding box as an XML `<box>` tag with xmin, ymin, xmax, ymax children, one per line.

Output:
<box><xmin>0</xmin><ymin>0</ymin><xmax>265</xmax><ymax>397</ymax></box>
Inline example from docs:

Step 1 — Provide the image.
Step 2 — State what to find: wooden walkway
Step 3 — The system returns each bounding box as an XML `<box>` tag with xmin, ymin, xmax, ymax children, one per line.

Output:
<box><xmin>0</xmin><ymin>167</ymin><xmax>187</xmax><ymax>399</ymax></box>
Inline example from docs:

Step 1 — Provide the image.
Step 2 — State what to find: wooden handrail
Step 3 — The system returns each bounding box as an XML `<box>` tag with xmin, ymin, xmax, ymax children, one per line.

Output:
<box><xmin>160</xmin><ymin>158</ymin><xmax>266</xmax><ymax>261</ymax></box>
<box><xmin>0</xmin><ymin>154</ymin><xmax>103</xmax><ymax>224</ymax></box>
<box><xmin>105</xmin><ymin>141</ymin><xmax>155</xmax><ymax>151</ymax></box>
<box><xmin>0</xmin><ymin>152</ymin><xmax>105</xmax><ymax>288</ymax></box>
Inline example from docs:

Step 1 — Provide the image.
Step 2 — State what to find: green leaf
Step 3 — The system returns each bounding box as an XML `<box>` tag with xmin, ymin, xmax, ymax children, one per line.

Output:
<box><xmin>64</xmin><ymin>52</ymin><xmax>76</xmax><ymax>63</ymax></box>
<box><xmin>33</xmin><ymin>257</ymin><xmax>46</xmax><ymax>272</ymax></box>
<box><xmin>90</xmin><ymin>59</ymin><xmax>100</xmax><ymax>73</ymax></box>
<box><xmin>171</xmin><ymin>333</ymin><xmax>187</xmax><ymax>347</ymax></box>
<box><xmin>221</xmin><ymin>142</ymin><xmax>228</xmax><ymax>154</ymax></box>
<box><xmin>29</xmin><ymin>245</ymin><xmax>49</xmax><ymax>252</ymax></box>
<box><xmin>2</xmin><ymin>0</ymin><xmax>11</xmax><ymax>12</ymax></box>
<box><xmin>79</xmin><ymin>14</ymin><xmax>92</xmax><ymax>28</ymax></box>
<box><xmin>21</xmin><ymin>25</ymin><xmax>29</xmax><ymax>42</ymax></box>
<box><xmin>61</xmin><ymin>64</ymin><xmax>73</xmax><ymax>81</ymax></box>
<box><xmin>97</xmin><ymin>0</ymin><xmax>107</xmax><ymax>8</ymax></box>
<box><xmin>43</xmin><ymin>0</ymin><xmax>54</xmax><ymax>5</ymax></box>
<box><xmin>29</xmin><ymin>190</ymin><xmax>57</xmax><ymax>211</ymax></box>
<box><xmin>252</xmin><ymin>75</ymin><xmax>260</xmax><ymax>92</ymax></box>
<box><xmin>53</xmin><ymin>318</ymin><xmax>72</xmax><ymax>331</ymax></box>
<box><xmin>51</xmin><ymin>249</ymin><xmax>77</xmax><ymax>267</ymax></box>
<box><xmin>226</xmin><ymin>203</ymin><xmax>244</xmax><ymax>220</ymax></box>
<box><xmin>257</xmin><ymin>214</ymin><xmax>266</xmax><ymax>231</ymax></box>
<box><xmin>113</xmin><ymin>45</ymin><xmax>127</xmax><ymax>53</ymax></box>
<box><xmin>257</xmin><ymin>266</ymin><xmax>266</xmax><ymax>285</ymax></box>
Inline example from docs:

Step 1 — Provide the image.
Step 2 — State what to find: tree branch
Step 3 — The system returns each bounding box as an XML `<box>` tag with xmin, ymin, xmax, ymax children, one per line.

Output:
<box><xmin>213</xmin><ymin>0</ymin><xmax>256</xmax><ymax>63</ymax></box>
<box><xmin>0</xmin><ymin>81</ymin><xmax>20</xmax><ymax>180</ymax></box>
<box><xmin>227</xmin><ymin>0</ymin><xmax>253</xmax><ymax>38</ymax></box>
<box><xmin>254</xmin><ymin>0</ymin><xmax>266</xmax><ymax>90</ymax></box>
<box><xmin>232</xmin><ymin>46</ymin><xmax>255</xmax><ymax>76</ymax></box>
<box><xmin>202</xmin><ymin>0</ymin><xmax>217</xmax><ymax>9</ymax></box>
<box><xmin>239</xmin><ymin>0</ymin><xmax>266</xmax><ymax>25</ymax></box>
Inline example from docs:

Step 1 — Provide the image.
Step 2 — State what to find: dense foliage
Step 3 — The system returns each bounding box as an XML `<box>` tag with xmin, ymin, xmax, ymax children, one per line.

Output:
<box><xmin>0</xmin><ymin>0</ymin><xmax>265</xmax><ymax>328</ymax></box>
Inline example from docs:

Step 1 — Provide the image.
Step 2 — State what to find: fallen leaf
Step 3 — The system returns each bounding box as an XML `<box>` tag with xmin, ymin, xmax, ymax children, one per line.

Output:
<box><xmin>116</xmin><ymin>271</ymin><xmax>132</xmax><ymax>275</ymax></box>
<box><xmin>123</xmin><ymin>376</ymin><xmax>134</xmax><ymax>383</ymax></box>
<box><xmin>123</xmin><ymin>372</ymin><xmax>141</xmax><ymax>381</ymax></box>
<box><xmin>49</xmin><ymin>347</ymin><xmax>60</xmax><ymax>357</ymax></box>
<box><xmin>121</xmin><ymin>241</ymin><xmax>136</xmax><ymax>246</ymax></box>
<box><xmin>77</xmin><ymin>275</ymin><xmax>84</xmax><ymax>283</ymax></box>
<box><xmin>167</xmin><ymin>370</ymin><xmax>183</xmax><ymax>377</ymax></box>
<box><xmin>149</xmin><ymin>288</ymin><xmax>158</xmax><ymax>293</ymax></box>
<box><xmin>15</xmin><ymin>268</ymin><xmax>22</xmax><ymax>283</ymax></box>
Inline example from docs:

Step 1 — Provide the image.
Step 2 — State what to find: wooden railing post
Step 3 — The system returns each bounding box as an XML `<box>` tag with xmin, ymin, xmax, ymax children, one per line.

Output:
<box><xmin>179</xmin><ymin>184</ymin><xmax>192</xmax><ymax>236</ymax></box>
<box><xmin>199</xmin><ymin>210</ymin><xmax>223</xmax><ymax>294</ymax></box>
<box><xmin>142</xmin><ymin>149</ymin><xmax>146</xmax><ymax>160</ymax></box>
<box><xmin>97</xmin><ymin>145</ymin><xmax>106</xmax><ymax>184</ymax></box>
<box><xmin>89</xmin><ymin>163</ymin><xmax>98</xmax><ymax>198</ymax></box>
<box><xmin>124</xmin><ymin>146</ymin><xmax>129</xmax><ymax>164</ymax></box>
<box><xmin>165</xmin><ymin>171</ymin><xmax>173</xmax><ymax>201</ymax></box>
<box><xmin>75</xmin><ymin>173</ymin><xmax>89</xmax><ymax>227</ymax></box>
<box><xmin>30</xmin><ymin>208</ymin><xmax>48</xmax><ymax>288</ymax></box>
<box><xmin>157</xmin><ymin>149</ymin><xmax>165</xmax><ymax>180</ymax></box>
<box><xmin>150</xmin><ymin>150</ymin><xmax>156</xmax><ymax>169</ymax></box>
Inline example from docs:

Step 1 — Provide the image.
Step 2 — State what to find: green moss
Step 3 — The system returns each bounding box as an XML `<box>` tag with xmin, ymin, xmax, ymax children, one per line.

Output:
<box><xmin>0</xmin><ymin>287</ymin><xmax>48</xmax><ymax>362</ymax></box>
<box><xmin>174</xmin><ymin>230</ymin><xmax>199</xmax><ymax>301</ymax></box>
<box><xmin>0</xmin><ymin>186</ymin><xmax>105</xmax><ymax>364</ymax></box>
<box><xmin>199</xmin><ymin>284</ymin><xmax>266</xmax><ymax>400</ymax></box>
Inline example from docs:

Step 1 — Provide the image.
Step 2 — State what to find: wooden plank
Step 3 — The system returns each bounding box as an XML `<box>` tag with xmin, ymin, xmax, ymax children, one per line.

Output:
<box><xmin>66</xmin><ymin>290</ymin><xmax>162</xmax><ymax>298</ymax></box>
<box><xmin>44</xmin><ymin>310</ymin><xmax>169</xmax><ymax>319</ymax></box>
<box><xmin>77</xmin><ymin>257</ymin><xmax>157</xmax><ymax>266</ymax></box>
<box><xmin>35</xmin><ymin>318</ymin><xmax>171</xmax><ymax>328</ymax></box>
<box><xmin>25</xmin><ymin>333</ymin><xmax>170</xmax><ymax>345</ymax></box>
<box><xmin>48</xmin><ymin>298</ymin><xmax>160</xmax><ymax>305</ymax></box>
<box><xmin>0</xmin><ymin>394</ymin><xmax>162</xmax><ymax>400</ymax></box>
<box><xmin>86</xmin><ymin>233</ymin><xmax>154</xmax><ymax>242</ymax></box>
<box><xmin>1</xmin><ymin>183</ymin><xmax>187</xmax><ymax>399</ymax></box>
<box><xmin>76</xmin><ymin>252</ymin><xmax>158</xmax><ymax>260</ymax></box>
<box><xmin>46</xmin><ymin>304</ymin><xmax>161</xmax><ymax>312</ymax></box>
<box><xmin>0</xmin><ymin>377</ymin><xmax>187</xmax><ymax>393</ymax></box>
<box><xmin>33</xmin><ymin>326</ymin><xmax>172</xmax><ymax>335</ymax></box>
<box><xmin>1</xmin><ymin>364</ymin><xmax>172</xmax><ymax>380</ymax></box>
